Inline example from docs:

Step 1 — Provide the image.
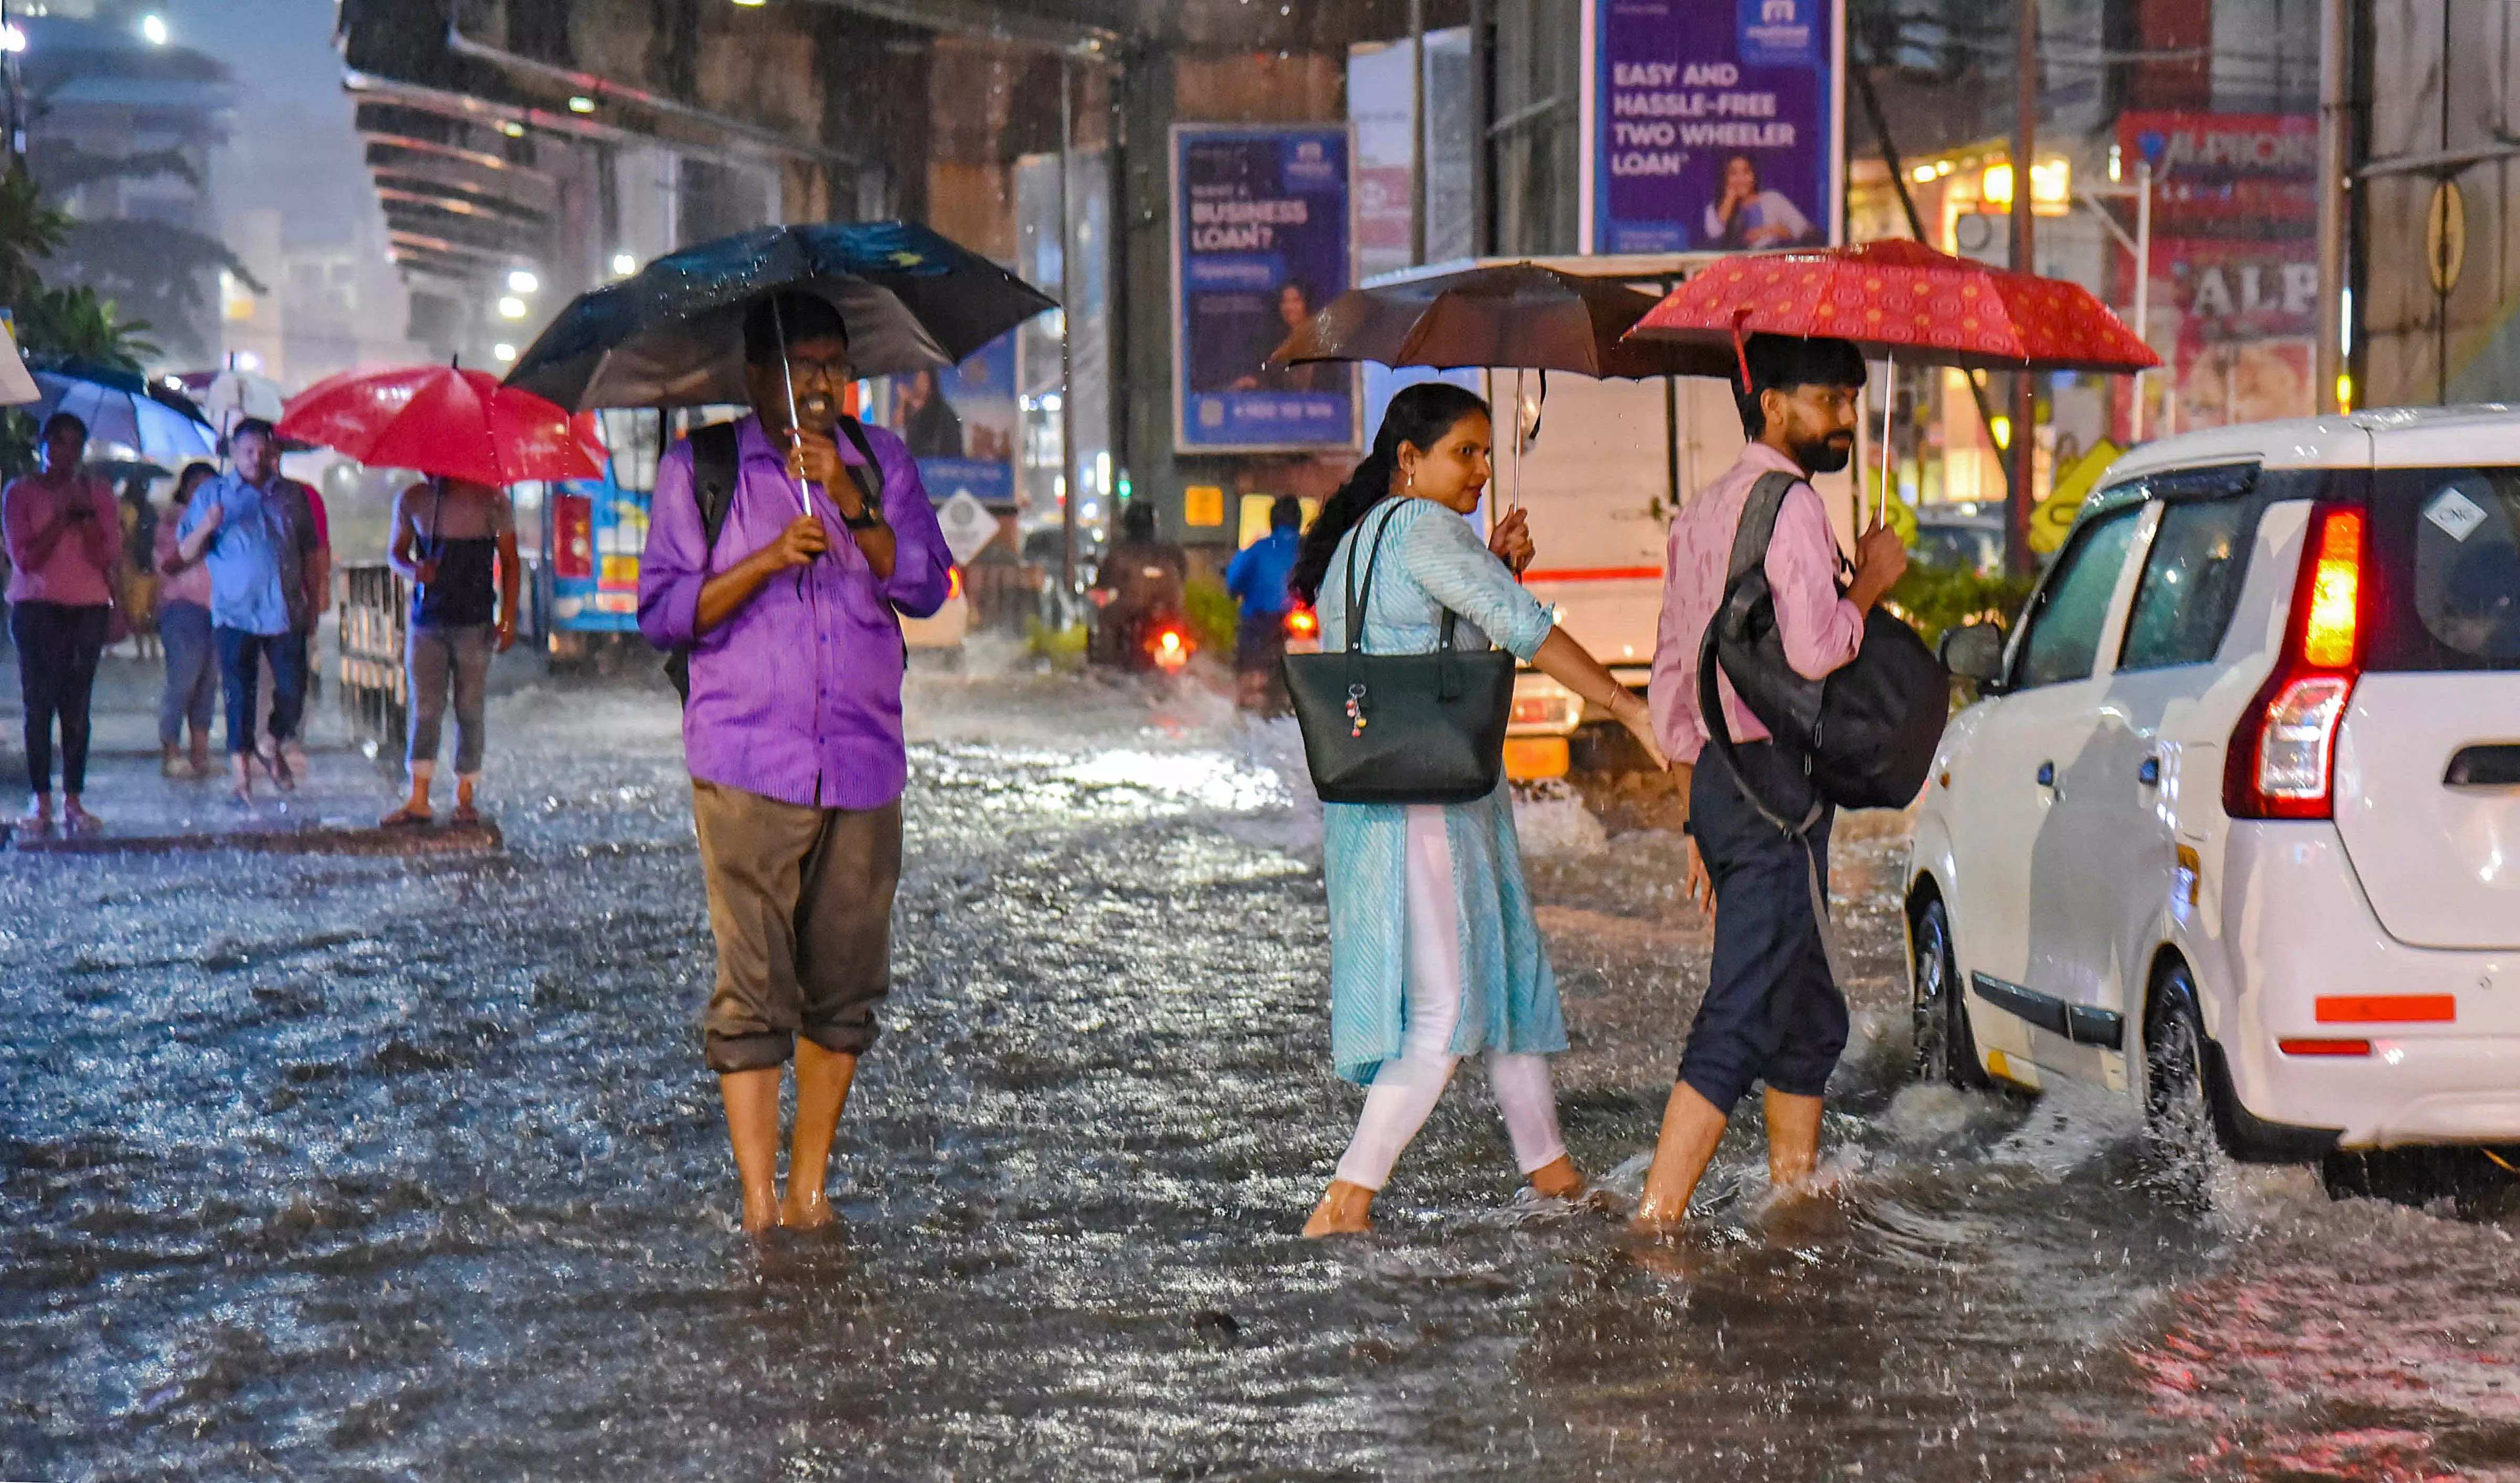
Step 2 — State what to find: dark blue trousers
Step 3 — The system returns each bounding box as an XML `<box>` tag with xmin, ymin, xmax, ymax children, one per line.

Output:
<box><xmin>1679</xmin><ymin>742</ymin><xmax>1849</xmax><ymax>1111</ymax></box>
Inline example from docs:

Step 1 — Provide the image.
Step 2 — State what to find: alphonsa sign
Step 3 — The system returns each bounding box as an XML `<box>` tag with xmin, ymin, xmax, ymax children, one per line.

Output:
<box><xmin>1585</xmin><ymin>0</ymin><xmax>1843</xmax><ymax>255</ymax></box>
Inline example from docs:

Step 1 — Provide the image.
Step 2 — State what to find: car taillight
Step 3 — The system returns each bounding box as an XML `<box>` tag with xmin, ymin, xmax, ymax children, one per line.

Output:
<box><xmin>2227</xmin><ymin>506</ymin><xmax>2364</xmax><ymax>820</ymax></box>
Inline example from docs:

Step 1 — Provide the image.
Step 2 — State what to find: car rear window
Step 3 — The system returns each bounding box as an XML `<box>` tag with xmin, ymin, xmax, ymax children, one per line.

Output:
<box><xmin>2366</xmin><ymin>468</ymin><xmax>2520</xmax><ymax>672</ymax></box>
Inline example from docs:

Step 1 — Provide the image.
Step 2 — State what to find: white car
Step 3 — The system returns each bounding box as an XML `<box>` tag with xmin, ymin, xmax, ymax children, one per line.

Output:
<box><xmin>1909</xmin><ymin>407</ymin><xmax>2520</xmax><ymax>1195</ymax></box>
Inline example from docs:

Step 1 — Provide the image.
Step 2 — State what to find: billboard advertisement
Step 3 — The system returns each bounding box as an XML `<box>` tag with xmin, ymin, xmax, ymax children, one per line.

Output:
<box><xmin>872</xmin><ymin>331</ymin><xmax>1019</xmax><ymax>510</ymax></box>
<box><xmin>1171</xmin><ymin>124</ymin><xmax>1358</xmax><ymax>453</ymax></box>
<box><xmin>1583</xmin><ymin>0</ymin><xmax>1844</xmax><ymax>255</ymax></box>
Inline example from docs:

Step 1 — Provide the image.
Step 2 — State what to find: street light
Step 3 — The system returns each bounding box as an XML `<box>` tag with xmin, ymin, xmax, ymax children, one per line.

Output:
<box><xmin>138</xmin><ymin>13</ymin><xmax>166</xmax><ymax>45</ymax></box>
<box><xmin>506</xmin><ymin>269</ymin><xmax>538</xmax><ymax>295</ymax></box>
<box><xmin>497</xmin><ymin>296</ymin><xmax>528</xmax><ymax>320</ymax></box>
<box><xmin>492</xmin><ymin>342</ymin><xmax>517</xmax><ymax>364</ymax></box>
<box><xmin>610</xmin><ymin>252</ymin><xmax>638</xmax><ymax>277</ymax></box>
<box><xmin>566</xmin><ymin>96</ymin><xmax>595</xmax><ymax>114</ymax></box>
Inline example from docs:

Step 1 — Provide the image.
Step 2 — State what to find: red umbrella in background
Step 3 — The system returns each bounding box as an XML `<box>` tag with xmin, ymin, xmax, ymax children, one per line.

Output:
<box><xmin>1625</xmin><ymin>238</ymin><xmax>2159</xmax><ymax>375</ymax></box>
<box><xmin>1626</xmin><ymin>239</ymin><xmax>2158</xmax><ymax>524</ymax></box>
<box><xmin>279</xmin><ymin>364</ymin><xmax>605</xmax><ymax>484</ymax></box>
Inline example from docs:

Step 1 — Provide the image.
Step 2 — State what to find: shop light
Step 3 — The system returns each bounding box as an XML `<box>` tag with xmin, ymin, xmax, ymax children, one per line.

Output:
<box><xmin>611</xmin><ymin>251</ymin><xmax>638</xmax><ymax>277</ymax></box>
<box><xmin>1982</xmin><ymin>163</ymin><xmax>2013</xmax><ymax>207</ymax></box>
<box><xmin>2030</xmin><ymin>159</ymin><xmax>2071</xmax><ymax>206</ymax></box>
<box><xmin>507</xmin><ymin>269</ymin><xmax>539</xmax><ymax>295</ymax></box>
<box><xmin>499</xmin><ymin>121</ymin><xmax>527</xmax><ymax>139</ymax></box>
<box><xmin>0</xmin><ymin>24</ymin><xmax>26</xmax><ymax>51</ymax></box>
<box><xmin>1934</xmin><ymin>160</ymin><xmax>1953</xmax><ymax>177</ymax></box>
<box><xmin>2336</xmin><ymin>373</ymin><xmax>2354</xmax><ymax>413</ymax></box>
<box><xmin>567</xmin><ymin>96</ymin><xmax>596</xmax><ymax>114</ymax></box>
<box><xmin>492</xmin><ymin>342</ymin><xmax>518</xmax><ymax>363</ymax></box>
<box><xmin>1989</xmin><ymin>414</ymin><xmax>2011</xmax><ymax>450</ymax></box>
<box><xmin>497</xmin><ymin>295</ymin><xmax>529</xmax><ymax>320</ymax></box>
<box><xmin>1910</xmin><ymin>164</ymin><xmax>1936</xmax><ymax>184</ymax></box>
<box><xmin>732</xmin><ymin>0</ymin><xmax>766</xmax><ymax>6</ymax></box>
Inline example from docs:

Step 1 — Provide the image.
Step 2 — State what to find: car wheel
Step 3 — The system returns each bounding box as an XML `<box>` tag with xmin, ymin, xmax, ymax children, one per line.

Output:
<box><xmin>1911</xmin><ymin>896</ymin><xmax>1989</xmax><ymax>1089</ymax></box>
<box><xmin>2143</xmin><ymin>962</ymin><xmax>2221</xmax><ymax>1195</ymax></box>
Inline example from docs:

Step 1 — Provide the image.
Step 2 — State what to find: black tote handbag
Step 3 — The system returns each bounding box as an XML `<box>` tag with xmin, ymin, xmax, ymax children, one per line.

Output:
<box><xmin>1283</xmin><ymin>503</ymin><xmax>1517</xmax><ymax>805</ymax></box>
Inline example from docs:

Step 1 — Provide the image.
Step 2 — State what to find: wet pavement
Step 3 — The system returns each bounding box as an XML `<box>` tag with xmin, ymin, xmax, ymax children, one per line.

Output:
<box><xmin>6</xmin><ymin>650</ymin><xmax>2520</xmax><ymax>1480</ymax></box>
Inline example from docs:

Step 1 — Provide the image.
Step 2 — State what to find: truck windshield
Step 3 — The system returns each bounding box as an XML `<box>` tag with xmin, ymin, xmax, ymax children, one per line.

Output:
<box><xmin>2367</xmin><ymin>467</ymin><xmax>2520</xmax><ymax>671</ymax></box>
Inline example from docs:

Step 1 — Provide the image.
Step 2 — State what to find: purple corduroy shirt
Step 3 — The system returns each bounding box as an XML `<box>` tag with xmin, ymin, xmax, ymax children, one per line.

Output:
<box><xmin>638</xmin><ymin>414</ymin><xmax>952</xmax><ymax>810</ymax></box>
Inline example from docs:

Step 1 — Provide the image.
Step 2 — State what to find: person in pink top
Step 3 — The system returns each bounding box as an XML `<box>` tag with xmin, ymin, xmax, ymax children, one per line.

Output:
<box><xmin>2</xmin><ymin>413</ymin><xmax>122</xmax><ymax>836</ymax></box>
<box><xmin>153</xmin><ymin>462</ymin><xmax>221</xmax><ymax>777</ymax></box>
<box><xmin>1634</xmin><ymin>335</ymin><xmax>1908</xmax><ymax>1232</ymax></box>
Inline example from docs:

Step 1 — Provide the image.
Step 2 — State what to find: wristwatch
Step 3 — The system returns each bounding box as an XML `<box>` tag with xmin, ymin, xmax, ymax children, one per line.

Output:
<box><xmin>842</xmin><ymin>506</ymin><xmax>887</xmax><ymax>532</ymax></box>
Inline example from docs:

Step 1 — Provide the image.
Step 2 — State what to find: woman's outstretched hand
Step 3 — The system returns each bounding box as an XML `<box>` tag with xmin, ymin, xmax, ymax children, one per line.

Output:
<box><xmin>1608</xmin><ymin>691</ymin><xmax>1668</xmax><ymax>772</ymax></box>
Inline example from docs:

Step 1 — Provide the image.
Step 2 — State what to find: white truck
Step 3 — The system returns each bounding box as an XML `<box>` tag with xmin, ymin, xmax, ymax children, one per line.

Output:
<box><xmin>1361</xmin><ymin>253</ymin><xmax>1862</xmax><ymax>780</ymax></box>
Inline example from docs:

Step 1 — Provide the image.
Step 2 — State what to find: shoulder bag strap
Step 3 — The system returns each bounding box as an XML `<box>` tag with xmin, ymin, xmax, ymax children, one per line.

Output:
<box><xmin>1342</xmin><ymin>499</ymin><xmax>1406</xmax><ymax>655</ymax></box>
<box><xmin>1699</xmin><ymin>468</ymin><xmax>1824</xmax><ymax>838</ymax></box>
<box><xmin>833</xmin><ymin>415</ymin><xmax>886</xmax><ymax>510</ymax></box>
<box><xmin>689</xmin><ymin>421</ymin><xmax>743</xmax><ymax>577</ymax></box>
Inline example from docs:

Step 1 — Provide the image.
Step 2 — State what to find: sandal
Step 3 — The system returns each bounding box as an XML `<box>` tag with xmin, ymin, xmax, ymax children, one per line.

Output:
<box><xmin>450</xmin><ymin>802</ymin><xmax>481</xmax><ymax>826</ymax></box>
<box><xmin>378</xmin><ymin>804</ymin><xmax>433</xmax><ymax>828</ymax></box>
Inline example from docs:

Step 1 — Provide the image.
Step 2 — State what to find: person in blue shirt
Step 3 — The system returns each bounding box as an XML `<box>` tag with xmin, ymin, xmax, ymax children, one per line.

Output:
<box><xmin>1225</xmin><ymin>494</ymin><xmax>1304</xmax><ymax>712</ymax></box>
<box><xmin>176</xmin><ymin>419</ymin><xmax>321</xmax><ymax>803</ymax></box>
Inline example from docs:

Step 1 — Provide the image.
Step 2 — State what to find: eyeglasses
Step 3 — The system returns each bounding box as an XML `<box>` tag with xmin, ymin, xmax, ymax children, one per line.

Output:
<box><xmin>785</xmin><ymin>354</ymin><xmax>852</xmax><ymax>384</ymax></box>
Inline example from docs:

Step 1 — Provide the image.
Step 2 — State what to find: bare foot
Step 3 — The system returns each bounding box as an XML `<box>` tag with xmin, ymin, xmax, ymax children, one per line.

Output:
<box><xmin>1526</xmin><ymin>1155</ymin><xmax>1586</xmax><ymax>1200</ymax></box>
<box><xmin>1302</xmin><ymin>1178</ymin><xmax>1375</xmax><ymax>1237</ymax></box>
<box><xmin>779</xmin><ymin>1186</ymin><xmax>836</xmax><ymax>1230</ymax></box>
<box><xmin>738</xmin><ymin>1187</ymin><xmax>779</xmax><ymax>1235</ymax></box>
<box><xmin>60</xmin><ymin>800</ymin><xmax>102</xmax><ymax>837</ymax></box>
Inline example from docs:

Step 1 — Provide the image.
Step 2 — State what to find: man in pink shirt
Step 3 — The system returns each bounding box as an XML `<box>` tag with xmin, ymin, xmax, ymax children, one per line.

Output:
<box><xmin>1635</xmin><ymin>335</ymin><xmax>1908</xmax><ymax>1231</ymax></box>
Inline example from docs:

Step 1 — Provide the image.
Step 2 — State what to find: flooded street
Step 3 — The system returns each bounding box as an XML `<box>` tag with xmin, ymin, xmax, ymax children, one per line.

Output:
<box><xmin>6</xmin><ymin>669</ymin><xmax>2520</xmax><ymax>1481</ymax></box>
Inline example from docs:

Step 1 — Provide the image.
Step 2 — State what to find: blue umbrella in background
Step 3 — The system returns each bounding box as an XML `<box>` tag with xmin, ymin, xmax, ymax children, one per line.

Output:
<box><xmin>30</xmin><ymin>360</ymin><xmax>216</xmax><ymax>461</ymax></box>
<box><xmin>503</xmin><ymin>221</ymin><xmax>1058</xmax><ymax>411</ymax></box>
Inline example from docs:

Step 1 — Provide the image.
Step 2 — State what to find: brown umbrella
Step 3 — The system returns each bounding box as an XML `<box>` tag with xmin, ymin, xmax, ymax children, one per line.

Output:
<box><xmin>1269</xmin><ymin>262</ymin><xmax>1737</xmax><ymax>380</ymax></box>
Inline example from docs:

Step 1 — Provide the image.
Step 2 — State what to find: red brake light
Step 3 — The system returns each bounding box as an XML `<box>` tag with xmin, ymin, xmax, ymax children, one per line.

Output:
<box><xmin>2278</xmin><ymin>1039</ymin><xmax>2373</xmax><ymax>1057</ymax></box>
<box><xmin>2226</xmin><ymin>504</ymin><xmax>2364</xmax><ymax>820</ymax></box>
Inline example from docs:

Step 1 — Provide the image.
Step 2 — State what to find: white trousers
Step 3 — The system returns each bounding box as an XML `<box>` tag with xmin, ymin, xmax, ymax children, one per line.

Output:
<box><xmin>1334</xmin><ymin>806</ymin><xmax>1568</xmax><ymax>1191</ymax></box>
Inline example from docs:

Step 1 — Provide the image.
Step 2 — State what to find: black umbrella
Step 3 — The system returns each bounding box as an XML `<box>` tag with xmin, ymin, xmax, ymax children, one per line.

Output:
<box><xmin>504</xmin><ymin>221</ymin><xmax>1059</xmax><ymax>411</ymax></box>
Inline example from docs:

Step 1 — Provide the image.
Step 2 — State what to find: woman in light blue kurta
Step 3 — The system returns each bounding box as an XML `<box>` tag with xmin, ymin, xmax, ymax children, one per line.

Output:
<box><xmin>1293</xmin><ymin>383</ymin><xmax>1670</xmax><ymax>1237</ymax></box>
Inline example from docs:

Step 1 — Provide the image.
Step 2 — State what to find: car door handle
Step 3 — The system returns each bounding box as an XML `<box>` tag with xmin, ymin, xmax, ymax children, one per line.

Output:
<box><xmin>2036</xmin><ymin>761</ymin><xmax>2055</xmax><ymax>787</ymax></box>
<box><xmin>2138</xmin><ymin>757</ymin><xmax>2161</xmax><ymax>786</ymax></box>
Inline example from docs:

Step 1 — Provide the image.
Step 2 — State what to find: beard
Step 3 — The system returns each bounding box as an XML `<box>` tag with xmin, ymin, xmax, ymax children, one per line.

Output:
<box><xmin>1791</xmin><ymin>432</ymin><xmax>1854</xmax><ymax>474</ymax></box>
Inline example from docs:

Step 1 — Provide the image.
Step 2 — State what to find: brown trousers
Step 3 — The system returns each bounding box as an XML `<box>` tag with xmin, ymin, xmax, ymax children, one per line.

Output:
<box><xmin>691</xmin><ymin>779</ymin><xmax>902</xmax><ymax>1074</ymax></box>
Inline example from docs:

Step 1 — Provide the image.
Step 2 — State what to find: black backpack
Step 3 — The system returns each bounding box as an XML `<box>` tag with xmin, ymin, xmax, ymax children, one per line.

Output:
<box><xmin>1695</xmin><ymin>470</ymin><xmax>1948</xmax><ymax>829</ymax></box>
<box><xmin>661</xmin><ymin>416</ymin><xmax>884</xmax><ymax>703</ymax></box>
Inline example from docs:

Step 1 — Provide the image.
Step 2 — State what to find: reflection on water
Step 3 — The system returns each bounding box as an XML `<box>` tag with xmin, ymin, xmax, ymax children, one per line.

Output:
<box><xmin>3</xmin><ymin>676</ymin><xmax>2515</xmax><ymax>1479</ymax></box>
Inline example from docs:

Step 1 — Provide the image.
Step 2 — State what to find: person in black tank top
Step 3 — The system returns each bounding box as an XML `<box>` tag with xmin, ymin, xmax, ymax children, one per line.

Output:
<box><xmin>381</xmin><ymin>475</ymin><xmax>518</xmax><ymax>827</ymax></box>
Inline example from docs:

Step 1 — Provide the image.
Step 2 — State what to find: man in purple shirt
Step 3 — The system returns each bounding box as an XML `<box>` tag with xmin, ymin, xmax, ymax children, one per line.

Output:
<box><xmin>638</xmin><ymin>293</ymin><xmax>953</xmax><ymax>1234</ymax></box>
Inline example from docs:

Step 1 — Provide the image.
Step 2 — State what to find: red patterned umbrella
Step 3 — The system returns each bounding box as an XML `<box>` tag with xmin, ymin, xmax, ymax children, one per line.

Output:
<box><xmin>1624</xmin><ymin>239</ymin><xmax>2159</xmax><ymax>376</ymax></box>
<box><xmin>280</xmin><ymin>364</ymin><xmax>606</xmax><ymax>485</ymax></box>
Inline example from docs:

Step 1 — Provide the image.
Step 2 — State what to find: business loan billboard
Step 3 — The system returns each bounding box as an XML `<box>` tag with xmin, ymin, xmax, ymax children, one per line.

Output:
<box><xmin>1583</xmin><ymin>0</ymin><xmax>1843</xmax><ymax>255</ymax></box>
<box><xmin>1171</xmin><ymin>124</ymin><xmax>1359</xmax><ymax>453</ymax></box>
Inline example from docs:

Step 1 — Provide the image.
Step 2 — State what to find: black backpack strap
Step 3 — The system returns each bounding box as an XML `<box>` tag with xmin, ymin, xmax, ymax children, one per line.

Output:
<box><xmin>664</xmin><ymin>421</ymin><xmax>744</xmax><ymax>703</ymax></box>
<box><xmin>1698</xmin><ymin>469</ymin><xmax>1824</xmax><ymax>838</ymax></box>
<box><xmin>689</xmin><ymin>420</ymin><xmax>743</xmax><ymax>567</ymax></box>
<box><xmin>833</xmin><ymin>415</ymin><xmax>885</xmax><ymax>512</ymax></box>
